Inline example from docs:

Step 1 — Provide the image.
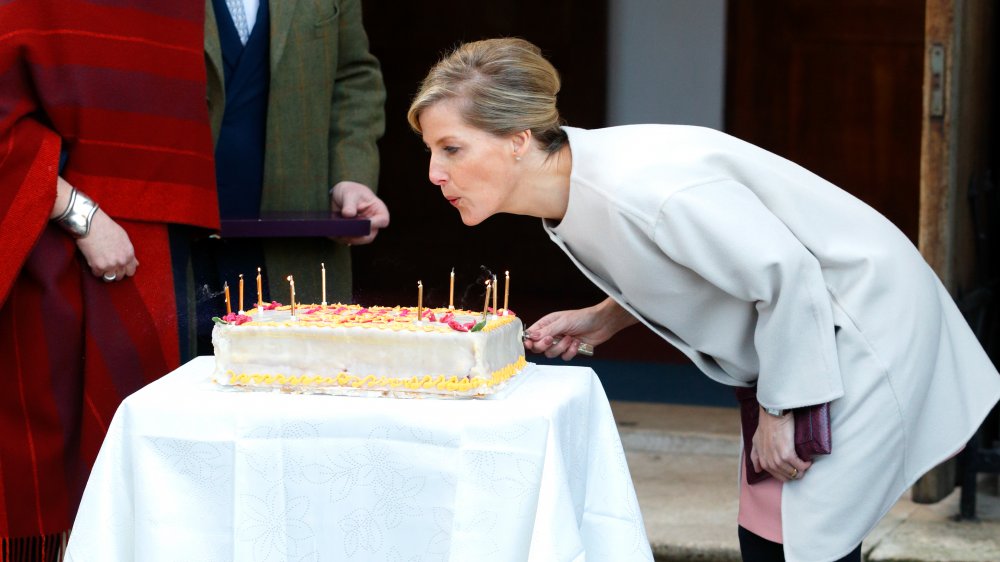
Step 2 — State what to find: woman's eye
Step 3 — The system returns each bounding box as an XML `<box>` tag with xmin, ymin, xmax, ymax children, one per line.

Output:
<box><xmin>443</xmin><ymin>146</ymin><xmax>459</xmax><ymax>155</ymax></box>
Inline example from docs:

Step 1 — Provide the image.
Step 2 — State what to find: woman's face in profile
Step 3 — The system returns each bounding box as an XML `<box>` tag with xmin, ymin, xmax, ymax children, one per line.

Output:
<box><xmin>419</xmin><ymin>101</ymin><xmax>517</xmax><ymax>226</ymax></box>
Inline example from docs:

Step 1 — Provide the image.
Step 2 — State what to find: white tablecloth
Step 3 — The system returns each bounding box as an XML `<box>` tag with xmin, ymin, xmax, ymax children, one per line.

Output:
<box><xmin>65</xmin><ymin>356</ymin><xmax>652</xmax><ymax>562</ymax></box>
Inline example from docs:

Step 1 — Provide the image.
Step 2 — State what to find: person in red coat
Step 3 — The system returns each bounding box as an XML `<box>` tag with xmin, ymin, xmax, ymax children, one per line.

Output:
<box><xmin>0</xmin><ymin>1</ymin><xmax>218</xmax><ymax>558</ymax></box>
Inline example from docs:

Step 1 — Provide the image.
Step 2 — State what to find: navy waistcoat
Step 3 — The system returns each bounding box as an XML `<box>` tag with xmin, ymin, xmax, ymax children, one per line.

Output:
<box><xmin>211</xmin><ymin>0</ymin><xmax>270</xmax><ymax>218</ymax></box>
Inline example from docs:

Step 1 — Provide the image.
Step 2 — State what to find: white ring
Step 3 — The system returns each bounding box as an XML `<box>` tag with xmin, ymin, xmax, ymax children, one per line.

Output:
<box><xmin>102</xmin><ymin>273</ymin><xmax>117</xmax><ymax>282</ymax></box>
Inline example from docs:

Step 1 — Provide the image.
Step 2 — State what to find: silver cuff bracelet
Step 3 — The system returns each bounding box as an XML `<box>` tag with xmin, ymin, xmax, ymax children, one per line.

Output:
<box><xmin>55</xmin><ymin>188</ymin><xmax>99</xmax><ymax>238</ymax></box>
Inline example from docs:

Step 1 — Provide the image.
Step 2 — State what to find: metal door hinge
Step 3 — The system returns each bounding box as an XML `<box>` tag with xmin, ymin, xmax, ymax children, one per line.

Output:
<box><xmin>930</xmin><ymin>43</ymin><xmax>946</xmax><ymax>119</ymax></box>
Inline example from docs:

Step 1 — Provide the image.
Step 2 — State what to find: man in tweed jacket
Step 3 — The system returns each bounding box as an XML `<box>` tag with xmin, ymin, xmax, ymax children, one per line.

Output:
<box><xmin>203</xmin><ymin>0</ymin><xmax>387</xmax><ymax>317</ymax></box>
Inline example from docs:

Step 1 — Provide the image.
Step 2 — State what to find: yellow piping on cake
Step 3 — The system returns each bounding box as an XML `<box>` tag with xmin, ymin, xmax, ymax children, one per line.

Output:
<box><xmin>224</xmin><ymin>355</ymin><xmax>527</xmax><ymax>393</ymax></box>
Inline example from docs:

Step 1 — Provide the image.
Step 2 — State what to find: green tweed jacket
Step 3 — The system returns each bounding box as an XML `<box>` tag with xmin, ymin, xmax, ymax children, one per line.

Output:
<box><xmin>204</xmin><ymin>0</ymin><xmax>386</xmax><ymax>305</ymax></box>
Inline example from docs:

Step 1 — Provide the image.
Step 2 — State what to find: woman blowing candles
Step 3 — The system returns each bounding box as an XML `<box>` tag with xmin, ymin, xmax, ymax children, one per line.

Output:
<box><xmin>406</xmin><ymin>37</ymin><xmax>1000</xmax><ymax>562</ymax></box>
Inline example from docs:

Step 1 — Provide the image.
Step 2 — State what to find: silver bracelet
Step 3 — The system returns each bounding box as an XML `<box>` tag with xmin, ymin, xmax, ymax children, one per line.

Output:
<box><xmin>54</xmin><ymin>188</ymin><xmax>99</xmax><ymax>238</ymax></box>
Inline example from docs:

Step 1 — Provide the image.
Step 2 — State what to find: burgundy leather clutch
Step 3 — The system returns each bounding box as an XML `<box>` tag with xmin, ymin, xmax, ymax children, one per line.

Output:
<box><xmin>735</xmin><ymin>386</ymin><xmax>832</xmax><ymax>484</ymax></box>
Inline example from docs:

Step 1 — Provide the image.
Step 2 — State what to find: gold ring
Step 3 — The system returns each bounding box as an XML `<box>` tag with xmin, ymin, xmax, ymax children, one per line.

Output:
<box><xmin>789</xmin><ymin>467</ymin><xmax>799</xmax><ymax>479</ymax></box>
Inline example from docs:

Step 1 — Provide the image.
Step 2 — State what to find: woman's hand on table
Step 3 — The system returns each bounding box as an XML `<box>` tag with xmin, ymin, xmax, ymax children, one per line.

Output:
<box><xmin>524</xmin><ymin>298</ymin><xmax>637</xmax><ymax>360</ymax></box>
<box><xmin>750</xmin><ymin>406</ymin><xmax>811</xmax><ymax>482</ymax></box>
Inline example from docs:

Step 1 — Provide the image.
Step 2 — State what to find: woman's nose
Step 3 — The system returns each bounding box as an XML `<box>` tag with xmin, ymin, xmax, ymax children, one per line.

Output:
<box><xmin>428</xmin><ymin>161</ymin><xmax>447</xmax><ymax>186</ymax></box>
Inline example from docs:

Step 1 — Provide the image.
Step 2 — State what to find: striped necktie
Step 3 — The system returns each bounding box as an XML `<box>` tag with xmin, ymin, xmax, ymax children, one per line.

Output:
<box><xmin>226</xmin><ymin>0</ymin><xmax>250</xmax><ymax>45</ymax></box>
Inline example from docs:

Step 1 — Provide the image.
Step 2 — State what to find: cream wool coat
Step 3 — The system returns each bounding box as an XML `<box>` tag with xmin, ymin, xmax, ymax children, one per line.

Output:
<box><xmin>544</xmin><ymin>125</ymin><xmax>1000</xmax><ymax>562</ymax></box>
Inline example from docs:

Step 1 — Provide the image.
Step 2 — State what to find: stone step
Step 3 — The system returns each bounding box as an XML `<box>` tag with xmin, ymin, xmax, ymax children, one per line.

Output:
<box><xmin>610</xmin><ymin>401</ymin><xmax>1000</xmax><ymax>562</ymax></box>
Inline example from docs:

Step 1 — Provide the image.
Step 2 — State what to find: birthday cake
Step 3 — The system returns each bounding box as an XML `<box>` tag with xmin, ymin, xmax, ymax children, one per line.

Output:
<box><xmin>211</xmin><ymin>304</ymin><xmax>527</xmax><ymax>398</ymax></box>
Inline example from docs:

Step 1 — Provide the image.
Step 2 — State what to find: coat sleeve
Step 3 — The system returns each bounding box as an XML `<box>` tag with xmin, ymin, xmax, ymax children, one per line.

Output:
<box><xmin>327</xmin><ymin>0</ymin><xmax>386</xmax><ymax>191</ymax></box>
<box><xmin>0</xmin><ymin>9</ymin><xmax>61</xmax><ymax>303</ymax></box>
<box><xmin>653</xmin><ymin>179</ymin><xmax>843</xmax><ymax>409</ymax></box>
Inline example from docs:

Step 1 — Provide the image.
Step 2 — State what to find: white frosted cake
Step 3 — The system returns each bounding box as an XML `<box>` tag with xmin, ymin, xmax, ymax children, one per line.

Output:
<box><xmin>212</xmin><ymin>304</ymin><xmax>527</xmax><ymax>397</ymax></box>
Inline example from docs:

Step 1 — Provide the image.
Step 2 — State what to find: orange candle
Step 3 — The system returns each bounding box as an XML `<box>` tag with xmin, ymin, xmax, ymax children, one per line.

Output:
<box><xmin>224</xmin><ymin>282</ymin><xmax>231</xmax><ymax>315</ymax></box>
<box><xmin>448</xmin><ymin>268</ymin><xmax>455</xmax><ymax>309</ymax></box>
<box><xmin>503</xmin><ymin>270</ymin><xmax>510</xmax><ymax>315</ymax></box>
<box><xmin>256</xmin><ymin>267</ymin><xmax>263</xmax><ymax>310</ymax></box>
<box><xmin>417</xmin><ymin>280</ymin><xmax>423</xmax><ymax>322</ymax></box>
<box><xmin>287</xmin><ymin>275</ymin><xmax>296</xmax><ymax>318</ymax></box>
<box><xmin>238</xmin><ymin>274</ymin><xmax>244</xmax><ymax>313</ymax></box>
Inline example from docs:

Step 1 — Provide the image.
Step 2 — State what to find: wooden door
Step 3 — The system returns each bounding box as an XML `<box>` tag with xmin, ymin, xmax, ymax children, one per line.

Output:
<box><xmin>725</xmin><ymin>0</ymin><xmax>925</xmax><ymax>243</ymax></box>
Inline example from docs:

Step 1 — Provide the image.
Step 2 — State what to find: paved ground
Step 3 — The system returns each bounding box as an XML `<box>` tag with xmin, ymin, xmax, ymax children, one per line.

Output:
<box><xmin>610</xmin><ymin>401</ymin><xmax>1000</xmax><ymax>562</ymax></box>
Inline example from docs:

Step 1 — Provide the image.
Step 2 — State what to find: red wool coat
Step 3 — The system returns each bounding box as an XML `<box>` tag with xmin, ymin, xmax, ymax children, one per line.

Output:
<box><xmin>0</xmin><ymin>0</ymin><xmax>218</xmax><ymax>548</ymax></box>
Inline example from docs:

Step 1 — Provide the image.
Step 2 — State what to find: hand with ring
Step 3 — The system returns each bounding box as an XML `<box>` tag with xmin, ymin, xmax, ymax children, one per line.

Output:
<box><xmin>75</xmin><ymin>209</ymin><xmax>139</xmax><ymax>282</ymax></box>
<box><xmin>750</xmin><ymin>405</ymin><xmax>812</xmax><ymax>482</ymax></box>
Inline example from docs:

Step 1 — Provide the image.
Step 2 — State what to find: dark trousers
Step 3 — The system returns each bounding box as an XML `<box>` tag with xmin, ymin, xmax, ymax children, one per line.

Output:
<box><xmin>738</xmin><ymin>526</ymin><xmax>861</xmax><ymax>562</ymax></box>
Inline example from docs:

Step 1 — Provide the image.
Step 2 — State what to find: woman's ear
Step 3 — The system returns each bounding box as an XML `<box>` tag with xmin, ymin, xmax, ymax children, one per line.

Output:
<box><xmin>511</xmin><ymin>129</ymin><xmax>533</xmax><ymax>159</ymax></box>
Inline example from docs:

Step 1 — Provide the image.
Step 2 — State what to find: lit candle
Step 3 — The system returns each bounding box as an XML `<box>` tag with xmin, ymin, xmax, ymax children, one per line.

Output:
<box><xmin>482</xmin><ymin>279</ymin><xmax>491</xmax><ymax>318</ymax></box>
<box><xmin>238</xmin><ymin>274</ymin><xmax>244</xmax><ymax>314</ymax></box>
<box><xmin>256</xmin><ymin>267</ymin><xmax>263</xmax><ymax>312</ymax></box>
<box><xmin>503</xmin><ymin>270</ymin><xmax>510</xmax><ymax>315</ymax></box>
<box><xmin>321</xmin><ymin>262</ymin><xmax>327</xmax><ymax>306</ymax></box>
<box><xmin>224</xmin><ymin>281</ymin><xmax>231</xmax><ymax>315</ymax></box>
<box><xmin>417</xmin><ymin>280</ymin><xmax>423</xmax><ymax>322</ymax></box>
<box><xmin>492</xmin><ymin>274</ymin><xmax>498</xmax><ymax>315</ymax></box>
<box><xmin>448</xmin><ymin>268</ymin><xmax>455</xmax><ymax>310</ymax></box>
<box><xmin>287</xmin><ymin>275</ymin><xmax>296</xmax><ymax>319</ymax></box>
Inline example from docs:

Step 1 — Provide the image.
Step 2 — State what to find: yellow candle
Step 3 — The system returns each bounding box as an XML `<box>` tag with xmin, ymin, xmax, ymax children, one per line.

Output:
<box><xmin>492</xmin><ymin>274</ymin><xmax>498</xmax><ymax>314</ymax></box>
<box><xmin>224</xmin><ymin>282</ymin><xmax>231</xmax><ymax>315</ymax></box>
<box><xmin>448</xmin><ymin>268</ymin><xmax>455</xmax><ymax>309</ymax></box>
<box><xmin>256</xmin><ymin>267</ymin><xmax>263</xmax><ymax>309</ymax></box>
<box><xmin>238</xmin><ymin>274</ymin><xmax>244</xmax><ymax>313</ymax></box>
<box><xmin>417</xmin><ymin>280</ymin><xmax>423</xmax><ymax>322</ymax></box>
<box><xmin>482</xmin><ymin>279</ymin><xmax>491</xmax><ymax>317</ymax></box>
<box><xmin>321</xmin><ymin>262</ymin><xmax>327</xmax><ymax>306</ymax></box>
<box><xmin>287</xmin><ymin>275</ymin><xmax>296</xmax><ymax>318</ymax></box>
<box><xmin>503</xmin><ymin>270</ymin><xmax>510</xmax><ymax>315</ymax></box>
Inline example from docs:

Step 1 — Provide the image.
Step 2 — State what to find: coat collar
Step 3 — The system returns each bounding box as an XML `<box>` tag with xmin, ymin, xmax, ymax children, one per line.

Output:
<box><xmin>268</xmin><ymin>0</ymin><xmax>300</xmax><ymax>73</ymax></box>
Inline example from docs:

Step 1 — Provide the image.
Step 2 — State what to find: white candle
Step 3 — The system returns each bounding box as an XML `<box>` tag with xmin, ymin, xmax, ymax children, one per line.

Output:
<box><xmin>321</xmin><ymin>262</ymin><xmax>327</xmax><ymax>306</ymax></box>
<box><xmin>482</xmin><ymin>280</ymin><xmax>491</xmax><ymax>318</ymax></box>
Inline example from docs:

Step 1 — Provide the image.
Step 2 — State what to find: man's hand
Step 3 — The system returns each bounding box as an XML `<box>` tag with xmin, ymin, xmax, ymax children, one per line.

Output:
<box><xmin>330</xmin><ymin>181</ymin><xmax>390</xmax><ymax>245</ymax></box>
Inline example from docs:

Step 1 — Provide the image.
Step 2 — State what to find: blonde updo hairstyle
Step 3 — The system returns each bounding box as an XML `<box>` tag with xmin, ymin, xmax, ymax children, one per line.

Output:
<box><xmin>407</xmin><ymin>37</ymin><xmax>567</xmax><ymax>154</ymax></box>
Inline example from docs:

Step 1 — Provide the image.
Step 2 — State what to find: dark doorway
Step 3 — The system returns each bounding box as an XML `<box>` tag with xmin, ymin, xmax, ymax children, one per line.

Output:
<box><xmin>355</xmin><ymin>2</ymin><xmax>612</xmax><ymax>333</ymax></box>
